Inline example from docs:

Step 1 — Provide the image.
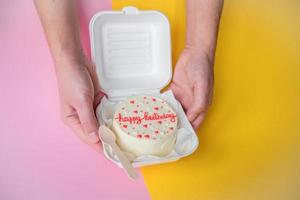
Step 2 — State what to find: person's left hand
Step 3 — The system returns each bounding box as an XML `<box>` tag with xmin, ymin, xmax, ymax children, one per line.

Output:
<box><xmin>170</xmin><ymin>47</ymin><xmax>214</xmax><ymax>130</ymax></box>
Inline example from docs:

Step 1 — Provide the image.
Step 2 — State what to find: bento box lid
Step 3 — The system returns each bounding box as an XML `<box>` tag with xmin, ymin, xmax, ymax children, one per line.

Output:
<box><xmin>90</xmin><ymin>6</ymin><xmax>172</xmax><ymax>99</ymax></box>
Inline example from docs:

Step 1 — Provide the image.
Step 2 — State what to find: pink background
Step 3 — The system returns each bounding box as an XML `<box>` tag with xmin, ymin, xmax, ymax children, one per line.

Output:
<box><xmin>0</xmin><ymin>0</ymin><xmax>150</xmax><ymax>199</ymax></box>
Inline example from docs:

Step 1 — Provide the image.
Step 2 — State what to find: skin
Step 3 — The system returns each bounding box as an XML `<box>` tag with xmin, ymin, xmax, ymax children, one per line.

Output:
<box><xmin>34</xmin><ymin>0</ymin><xmax>223</xmax><ymax>151</ymax></box>
<box><xmin>171</xmin><ymin>0</ymin><xmax>223</xmax><ymax>129</ymax></box>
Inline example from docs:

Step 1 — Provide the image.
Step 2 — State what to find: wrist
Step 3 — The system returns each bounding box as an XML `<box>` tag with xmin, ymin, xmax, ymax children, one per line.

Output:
<box><xmin>49</xmin><ymin>33</ymin><xmax>86</xmax><ymax>67</ymax></box>
<box><xmin>53</xmin><ymin>48</ymin><xmax>87</xmax><ymax>70</ymax></box>
<box><xmin>184</xmin><ymin>44</ymin><xmax>215</xmax><ymax>64</ymax></box>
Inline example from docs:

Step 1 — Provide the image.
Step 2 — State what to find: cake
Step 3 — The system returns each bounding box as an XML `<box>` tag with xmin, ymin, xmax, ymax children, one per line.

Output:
<box><xmin>112</xmin><ymin>95</ymin><xmax>178</xmax><ymax>156</ymax></box>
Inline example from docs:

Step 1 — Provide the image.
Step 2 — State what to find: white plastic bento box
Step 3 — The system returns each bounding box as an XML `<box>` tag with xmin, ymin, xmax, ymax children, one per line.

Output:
<box><xmin>90</xmin><ymin>6</ymin><xmax>199</xmax><ymax>167</ymax></box>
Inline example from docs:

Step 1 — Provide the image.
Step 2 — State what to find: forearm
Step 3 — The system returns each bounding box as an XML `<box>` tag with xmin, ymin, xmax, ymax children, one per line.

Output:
<box><xmin>34</xmin><ymin>0</ymin><xmax>83</xmax><ymax>66</ymax></box>
<box><xmin>185</xmin><ymin>0</ymin><xmax>223</xmax><ymax>60</ymax></box>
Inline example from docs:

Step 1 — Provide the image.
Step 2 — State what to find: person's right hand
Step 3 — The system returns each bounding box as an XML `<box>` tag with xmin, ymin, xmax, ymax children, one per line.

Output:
<box><xmin>55</xmin><ymin>55</ymin><xmax>104</xmax><ymax>152</ymax></box>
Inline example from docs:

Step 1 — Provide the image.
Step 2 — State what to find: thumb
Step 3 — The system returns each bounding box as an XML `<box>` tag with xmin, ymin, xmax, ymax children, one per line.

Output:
<box><xmin>77</xmin><ymin>99</ymin><xmax>100</xmax><ymax>143</ymax></box>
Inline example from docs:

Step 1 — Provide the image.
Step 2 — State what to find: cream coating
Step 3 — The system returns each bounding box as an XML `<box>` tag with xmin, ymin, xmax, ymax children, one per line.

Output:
<box><xmin>112</xmin><ymin>95</ymin><xmax>178</xmax><ymax>156</ymax></box>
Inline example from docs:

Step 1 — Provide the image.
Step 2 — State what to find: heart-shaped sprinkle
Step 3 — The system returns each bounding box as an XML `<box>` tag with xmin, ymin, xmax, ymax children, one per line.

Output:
<box><xmin>143</xmin><ymin>124</ymin><xmax>148</xmax><ymax>128</ymax></box>
<box><xmin>154</xmin><ymin>107</ymin><xmax>159</xmax><ymax>110</ymax></box>
<box><xmin>133</xmin><ymin>110</ymin><xmax>138</xmax><ymax>114</ymax></box>
<box><xmin>152</xmin><ymin>98</ymin><xmax>156</xmax><ymax>101</ymax></box>
<box><xmin>137</xmin><ymin>134</ymin><xmax>142</xmax><ymax>138</ymax></box>
<box><xmin>130</xmin><ymin>100</ymin><xmax>135</xmax><ymax>104</ymax></box>
<box><xmin>123</xmin><ymin>125</ymin><xmax>128</xmax><ymax>128</ymax></box>
<box><xmin>144</xmin><ymin>134</ymin><xmax>150</xmax><ymax>138</ymax></box>
<box><xmin>154</xmin><ymin>130</ymin><xmax>159</xmax><ymax>134</ymax></box>
<box><xmin>157</xmin><ymin>121</ymin><xmax>162</xmax><ymax>124</ymax></box>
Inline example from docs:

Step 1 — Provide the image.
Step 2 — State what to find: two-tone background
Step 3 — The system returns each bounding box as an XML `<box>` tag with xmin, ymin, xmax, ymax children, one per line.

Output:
<box><xmin>1</xmin><ymin>0</ymin><xmax>300</xmax><ymax>199</ymax></box>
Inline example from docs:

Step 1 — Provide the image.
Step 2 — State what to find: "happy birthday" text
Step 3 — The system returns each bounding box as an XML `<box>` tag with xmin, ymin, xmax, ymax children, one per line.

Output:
<box><xmin>115</xmin><ymin>112</ymin><xmax>177</xmax><ymax>124</ymax></box>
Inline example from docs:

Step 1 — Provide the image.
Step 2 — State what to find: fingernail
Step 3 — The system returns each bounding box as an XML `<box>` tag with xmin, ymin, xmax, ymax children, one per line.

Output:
<box><xmin>88</xmin><ymin>131</ymin><xmax>99</xmax><ymax>143</ymax></box>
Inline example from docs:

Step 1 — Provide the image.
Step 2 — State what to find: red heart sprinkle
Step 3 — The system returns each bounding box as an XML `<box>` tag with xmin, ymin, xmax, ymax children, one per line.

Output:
<box><xmin>154</xmin><ymin>107</ymin><xmax>159</xmax><ymax>110</ymax></box>
<box><xmin>133</xmin><ymin>110</ymin><xmax>138</xmax><ymax>114</ymax></box>
<box><xmin>144</xmin><ymin>134</ymin><xmax>150</xmax><ymax>138</ymax></box>
<box><xmin>130</xmin><ymin>100</ymin><xmax>134</xmax><ymax>104</ymax></box>
<box><xmin>137</xmin><ymin>134</ymin><xmax>142</xmax><ymax>138</ymax></box>
<box><xmin>152</xmin><ymin>98</ymin><xmax>156</xmax><ymax>101</ymax></box>
<box><xmin>157</xmin><ymin>121</ymin><xmax>162</xmax><ymax>124</ymax></box>
<box><xmin>154</xmin><ymin>130</ymin><xmax>159</xmax><ymax>134</ymax></box>
<box><xmin>123</xmin><ymin>125</ymin><xmax>128</xmax><ymax>128</ymax></box>
<box><xmin>143</xmin><ymin>124</ymin><xmax>148</xmax><ymax>128</ymax></box>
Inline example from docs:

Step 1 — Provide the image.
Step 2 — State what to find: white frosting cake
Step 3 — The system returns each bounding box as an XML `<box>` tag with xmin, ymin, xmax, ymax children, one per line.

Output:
<box><xmin>112</xmin><ymin>95</ymin><xmax>178</xmax><ymax>156</ymax></box>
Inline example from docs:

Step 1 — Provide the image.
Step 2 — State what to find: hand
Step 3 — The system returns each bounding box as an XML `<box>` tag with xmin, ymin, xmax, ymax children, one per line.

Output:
<box><xmin>56</xmin><ymin>55</ymin><xmax>104</xmax><ymax>152</ymax></box>
<box><xmin>170</xmin><ymin>47</ymin><xmax>214</xmax><ymax>130</ymax></box>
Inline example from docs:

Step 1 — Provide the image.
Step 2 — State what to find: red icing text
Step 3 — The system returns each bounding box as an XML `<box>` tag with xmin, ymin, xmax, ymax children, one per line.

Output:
<box><xmin>115</xmin><ymin>112</ymin><xmax>177</xmax><ymax>124</ymax></box>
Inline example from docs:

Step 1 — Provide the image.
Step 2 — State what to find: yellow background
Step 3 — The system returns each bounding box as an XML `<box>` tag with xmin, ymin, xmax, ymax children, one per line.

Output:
<box><xmin>112</xmin><ymin>1</ymin><xmax>300</xmax><ymax>199</ymax></box>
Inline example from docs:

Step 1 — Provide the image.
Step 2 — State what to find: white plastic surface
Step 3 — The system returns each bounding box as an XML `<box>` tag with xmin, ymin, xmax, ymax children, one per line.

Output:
<box><xmin>90</xmin><ymin>6</ymin><xmax>172</xmax><ymax>99</ymax></box>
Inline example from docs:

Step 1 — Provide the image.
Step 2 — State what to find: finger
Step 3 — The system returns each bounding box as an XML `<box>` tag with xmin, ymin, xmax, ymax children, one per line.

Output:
<box><xmin>77</xmin><ymin>100</ymin><xmax>100</xmax><ymax>144</ymax></box>
<box><xmin>93</xmin><ymin>90</ymin><xmax>106</xmax><ymax>109</ymax></box>
<box><xmin>170</xmin><ymin>83</ymin><xmax>191</xmax><ymax>112</ymax></box>
<box><xmin>170</xmin><ymin>82</ymin><xmax>184</xmax><ymax>103</ymax></box>
<box><xmin>84</xmin><ymin>59</ymin><xmax>101</xmax><ymax>94</ymax></box>
<box><xmin>61</xmin><ymin>104</ymin><xmax>89</xmax><ymax>143</ymax></box>
<box><xmin>69</xmin><ymin>122</ymin><xmax>102</xmax><ymax>153</ymax></box>
<box><xmin>186</xmin><ymin>84</ymin><xmax>209</xmax><ymax>122</ymax></box>
<box><xmin>61</xmin><ymin>104</ymin><xmax>102</xmax><ymax>152</ymax></box>
<box><xmin>192</xmin><ymin>112</ymin><xmax>206</xmax><ymax>131</ymax></box>
<box><xmin>63</xmin><ymin>111</ymin><xmax>90</xmax><ymax>144</ymax></box>
<box><xmin>187</xmin><ymin>106</ymin><xmax>205</xmax><ymax>122</ymax></box>
<box><xmin>90</xmin><ymin>142</ymin><xmax>103</xmax><ymax>153</ymax></box>
<box><xmin>186</xmin><ymin>100</ymin><xmax>207</xmax><ymax>122</ymax></box>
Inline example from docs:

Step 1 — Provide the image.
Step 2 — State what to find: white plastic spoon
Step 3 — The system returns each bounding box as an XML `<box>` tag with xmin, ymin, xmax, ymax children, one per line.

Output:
<box><xmin>99</xmin><ymin>125</ymin><xmax>139</xmax><ymax>180</ymax></box>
